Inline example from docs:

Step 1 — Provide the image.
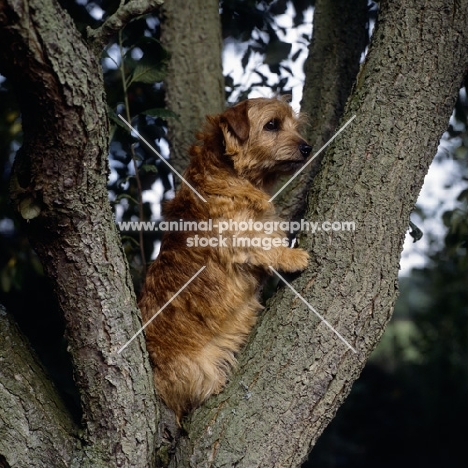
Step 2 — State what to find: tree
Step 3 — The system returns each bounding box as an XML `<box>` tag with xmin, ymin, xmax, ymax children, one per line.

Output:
<box><xmin>1</xmin><ymin>0</ymin><xmax>467</xmax><ymax>467</ymax></box>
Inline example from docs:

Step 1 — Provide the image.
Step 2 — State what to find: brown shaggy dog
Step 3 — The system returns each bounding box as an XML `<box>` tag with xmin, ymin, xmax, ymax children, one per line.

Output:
<box><xmin>138</xmin><ymin>97</ymin><xmax>312</xmax><ymax>420</ymax></box>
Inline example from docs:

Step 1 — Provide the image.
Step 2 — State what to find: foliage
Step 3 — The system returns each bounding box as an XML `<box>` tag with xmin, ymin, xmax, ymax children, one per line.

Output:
<box><xmin>221</xmin><ymin>0</ymin><xmax>313</xmax><ymax>100</ymax></box>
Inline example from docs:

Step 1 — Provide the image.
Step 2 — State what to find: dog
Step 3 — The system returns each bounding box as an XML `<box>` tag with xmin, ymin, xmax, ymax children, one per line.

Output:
<box><xmin>138</xmin><ymin>97</ymin><xmax>312</xmax><ymax>420</ymax></box>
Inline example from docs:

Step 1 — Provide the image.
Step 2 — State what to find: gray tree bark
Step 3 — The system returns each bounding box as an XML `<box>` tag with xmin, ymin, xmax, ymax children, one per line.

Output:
<box><xmin>160</xmin><ymin>0</ymin><xmax>226</xmax><ymax>180</ymax></box>
<box><xmin>0</xmin><ymin>1</ymin><xmax>161</xmax><ymax>466</ymax></box>
<box><xmin>0</xmin><ymin>306</ymin><xmax>76</xmax><ymax>467</ymax></box>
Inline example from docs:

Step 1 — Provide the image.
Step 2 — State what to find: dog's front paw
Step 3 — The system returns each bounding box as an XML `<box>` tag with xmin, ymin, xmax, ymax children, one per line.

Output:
<box><xmin>278</xmin><ymin>248</ymin><xmax>309</xmax><ymax>272</ymax></box>
<box><xmin>289</xmin><ymin>248</ymin><xmax>309</xmax><ymax>271</ymax></box>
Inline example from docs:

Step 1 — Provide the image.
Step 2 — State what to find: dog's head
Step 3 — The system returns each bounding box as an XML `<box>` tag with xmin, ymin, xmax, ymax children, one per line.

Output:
<box><xmin>219</xmin><ymin>97</ymin><xmax>312</xmax><ymax>188</ymax></box>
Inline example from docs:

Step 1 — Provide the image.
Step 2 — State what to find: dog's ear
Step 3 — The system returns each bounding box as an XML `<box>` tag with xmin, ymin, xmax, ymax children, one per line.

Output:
<box><xmin>220</xmin><ymin>101</ymin><xmax>250</xmax><ymax>142</ymax></box>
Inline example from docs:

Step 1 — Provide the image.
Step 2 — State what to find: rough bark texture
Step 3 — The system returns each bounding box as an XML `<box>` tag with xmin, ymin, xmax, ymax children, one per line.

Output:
<box><xmin>0</xmin><ymin>0</ymin><xmax>158</xmax><ymax>466</ymax></box>
<box><xmin>171</xmin><ymin>1</ymin><xmax>468</xmax><ymax>466</ymax></box>
<box><xmin>160</xmin><ymin>0</ymin><xmax>225</xmax><ymax>180</ymax></box>
<box><xmin>0</xmin><ymin>306</ymin><xmax>76</xmax><ymax>467</ymax></box>
<box><xmin>277</xmin><ymin>0</ymin><xmax>368</xmax><ymax>220</ymax></box>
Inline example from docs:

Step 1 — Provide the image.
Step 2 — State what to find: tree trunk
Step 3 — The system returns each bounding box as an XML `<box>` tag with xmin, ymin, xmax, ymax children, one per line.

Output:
<box><xmin>170</xmin><ymin>1</ymin><xmax>468</xmax><ymax>466</ymax></box>
<box><xmin>277</xmin><ymin>0</ymin><xmax>369</xmax><ymax>220</ymax></box>
<box><xmin>160</xmin><ymin>0</ymin><xmax>225</xmax><ymax>179</ymax></box>
<box><xmin>0</xmin><ymin>1</ymin><xmax>159</xmax><ymax>466</ymax></box>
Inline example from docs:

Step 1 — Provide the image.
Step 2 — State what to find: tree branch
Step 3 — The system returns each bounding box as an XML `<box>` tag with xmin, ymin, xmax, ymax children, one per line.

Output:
<box><xmin>87</xmin><ymin>0</ymin><xmax>164</xmax><ymax>53</ymax></box>
<box><xmin>0</xmin><ymin>306</ymin><xmax>77</xmax><ymax>466</ymax></box>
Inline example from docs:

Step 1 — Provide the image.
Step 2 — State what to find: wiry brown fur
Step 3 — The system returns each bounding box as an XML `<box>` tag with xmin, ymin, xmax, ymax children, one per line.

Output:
<box><xmin>138</xmin><ymin>97</ymin><xmax>312</xmax><ymax>420</ymax></box>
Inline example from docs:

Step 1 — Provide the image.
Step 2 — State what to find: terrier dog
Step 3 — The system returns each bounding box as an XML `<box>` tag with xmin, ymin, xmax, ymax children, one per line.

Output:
<box><xmin>138</xmin><ymin>97</ymin><xmax>312</xmax><ymax>420</ymax></box>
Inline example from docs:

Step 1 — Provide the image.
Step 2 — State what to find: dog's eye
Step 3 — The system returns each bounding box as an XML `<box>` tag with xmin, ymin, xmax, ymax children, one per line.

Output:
<box><xmin>264</xmin><ymin>119</ymin><xmax>280</xmax><ymax>131</ymax></box>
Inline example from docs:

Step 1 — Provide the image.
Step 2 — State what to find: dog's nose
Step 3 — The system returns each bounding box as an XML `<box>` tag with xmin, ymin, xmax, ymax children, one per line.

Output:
<box><xmin>299</xmin><ymin>143</ymin><xmax>312</xmax><ymax>158</ymax></box>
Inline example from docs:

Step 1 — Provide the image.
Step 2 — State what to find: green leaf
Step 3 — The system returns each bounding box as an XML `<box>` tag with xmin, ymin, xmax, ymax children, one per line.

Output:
<box><xmin>1</xmin><ymin>267</ymin><xmax>11</xmax><ymax>293</ymax></box>
<box><xmin>115</xmin><ymin>193</ymin><xmax>139</xmax><ymax>205</ymax></box>
<box><xmin>128</xmin><ymin>59</ymin><xmax>167</xmax><ymax>86</ymax></box>
<box><xmin>442</xmin><ymin>209</ymin><xmax>454</xmax><ymax>227</ymax></box>
<box><xmin>457</xmin><ymin>188</ymin><xmax>468</xmax><ymax>203</ymax></box>
<box><xmin>143</xmin><ymin>108</ymin><xmax>179</xmax><ymax>120</ymax></box>
<box><xmin>108</xmin><ymin>107</ymin><xmax>129</xmax><ymax>130</ymax></box>
<box><xmin>140</xmin><ymin>164</ymin><xmax>158</xmax><ymax>174</ymax></box>
<box><xmin>264</xmin><ymin>40</ymin><xmax>292</xmax><ymax>65</ymax></box>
